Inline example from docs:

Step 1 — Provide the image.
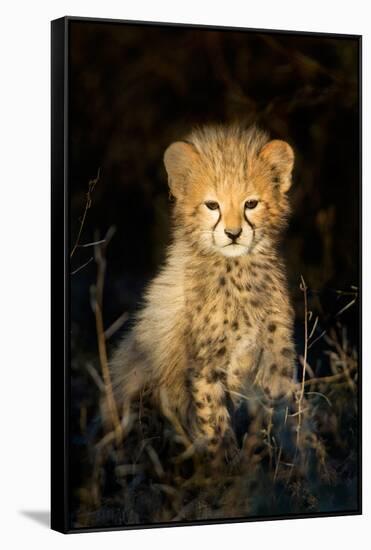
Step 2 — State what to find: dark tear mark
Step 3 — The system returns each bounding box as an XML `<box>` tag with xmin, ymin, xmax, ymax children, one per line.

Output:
<box><xmin>244</xmin><ymin>212</ymin><xmax>256</xmax><ymax>232</ymax></box>
<box><xmin>212</xmin><ymin>211</ymin><xmax>222</xmax><ymax>231</ymax></box>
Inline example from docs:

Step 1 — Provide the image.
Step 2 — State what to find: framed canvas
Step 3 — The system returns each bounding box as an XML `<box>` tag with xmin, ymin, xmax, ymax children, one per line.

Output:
<box><xmin>51</xmin><ymin>16</ymin><xmax>362</xmax><ymax>533</ymax></box>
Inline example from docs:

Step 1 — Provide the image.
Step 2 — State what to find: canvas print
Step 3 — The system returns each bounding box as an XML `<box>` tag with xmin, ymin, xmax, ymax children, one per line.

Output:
<box><xmin>52</xmin><ymin>17</ymin><xmax>361</xmax><ymax>532</ymax></box>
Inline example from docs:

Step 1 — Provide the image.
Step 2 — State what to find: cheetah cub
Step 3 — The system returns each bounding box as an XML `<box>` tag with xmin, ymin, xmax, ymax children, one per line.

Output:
<box><xmin>111</xmin><ymin>125</ymin><xmax>298</xmax><ymax>461</ymax></box>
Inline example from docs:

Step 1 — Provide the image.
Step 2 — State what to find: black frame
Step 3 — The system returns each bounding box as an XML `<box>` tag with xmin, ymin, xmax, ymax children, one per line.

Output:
<box><xmin>51</xmin><ymin>15</ymin><xmax>362</xmax><ymax>534</ymax></box>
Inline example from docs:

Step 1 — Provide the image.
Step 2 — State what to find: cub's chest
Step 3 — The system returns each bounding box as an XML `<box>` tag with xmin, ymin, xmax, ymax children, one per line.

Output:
<box><xmin>185</xmin><ymin>266</ymin><xmax>266</xmax><ymax>363</ymax></box>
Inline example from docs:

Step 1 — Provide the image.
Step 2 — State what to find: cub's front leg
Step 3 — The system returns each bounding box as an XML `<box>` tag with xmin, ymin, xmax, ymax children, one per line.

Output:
<box><xmin>186</xmin><ymin>365</ymin><xmax>238</xmax><ymax>463</ymax></box>
<box><xmin>255</xmin><ymin>311</ymin><xmax>298</xmax><ymax>404</ymax></box>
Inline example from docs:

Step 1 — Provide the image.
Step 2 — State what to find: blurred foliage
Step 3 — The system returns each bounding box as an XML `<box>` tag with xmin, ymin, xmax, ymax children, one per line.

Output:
<box><xmin>68</xmin><ymin>20</ymin><xmax>360</xmax><ymax>529</ymax></box>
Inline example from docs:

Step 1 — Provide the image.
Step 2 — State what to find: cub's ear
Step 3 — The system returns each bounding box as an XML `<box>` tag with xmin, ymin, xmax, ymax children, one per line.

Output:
<box><xmin>259</xmin><ymin>139</ymin><xmax>294</xmax><ymax>193</ymax></box>
<box><xmin>163</xmin><ymin>141</ymin><xmax>199</xmax><ymax>198</ymax></box>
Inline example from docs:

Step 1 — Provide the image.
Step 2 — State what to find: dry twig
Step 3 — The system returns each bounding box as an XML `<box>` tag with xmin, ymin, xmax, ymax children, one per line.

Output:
<box><xmin>297</xmin><ymin>275</ymin><xmax>309</xmax><ymax>450</ymax></box>
<box><xmin>90</xmin><ymin>226</ymin><xmax>123</xmax><ymax>445</ymax></box>
<box><xmin>70</xmin><ymin>168</ymin><xmax>100</xmax><ymax>259</ymax></box>
<box><xmin>104</xmin><ymin>311</ymin><xmax>129</xmax><ymax>340</ymax></box>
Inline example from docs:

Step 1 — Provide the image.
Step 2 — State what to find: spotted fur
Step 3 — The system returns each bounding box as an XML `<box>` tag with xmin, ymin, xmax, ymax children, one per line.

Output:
<box><xmin>111</xmin><ymin>125</ymin><xmax>297</xmax><ymax>463</ymax></box>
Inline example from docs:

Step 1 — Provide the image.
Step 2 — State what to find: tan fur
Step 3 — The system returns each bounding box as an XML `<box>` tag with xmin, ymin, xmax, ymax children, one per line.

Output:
<box><xmin>111</xmin><ymin>124</ymin><xmax>297</xmax><ymax>461</ymax></box>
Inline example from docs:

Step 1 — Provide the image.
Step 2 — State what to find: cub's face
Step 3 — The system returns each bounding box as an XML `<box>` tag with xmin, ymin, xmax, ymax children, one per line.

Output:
<box><xmin>198</xmin><ymin>191</ymin><xmax>268</xmax><ymax>258</ymax></box>
<box><xmin>164</xmin><ymin>128</ymin><xmax>294</xmax><ymax>257</ymax></box>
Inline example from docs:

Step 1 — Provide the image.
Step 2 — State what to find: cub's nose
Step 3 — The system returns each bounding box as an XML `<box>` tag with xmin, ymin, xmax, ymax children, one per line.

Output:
<box><xmin>224</xmin><ymin>227</ymin><xmax>242</xmax><ymax>241</ymax></box>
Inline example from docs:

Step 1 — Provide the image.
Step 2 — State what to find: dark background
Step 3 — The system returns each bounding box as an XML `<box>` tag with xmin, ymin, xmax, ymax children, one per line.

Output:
<box><xmin>68</xmin><ymin>20</ymin><xmax>360</xmax><ymax>525</ymax></box>
<box><xmin>69</xmin><ymin>21</ymin><xmax>359</xmax><ymax>345</ymax></box>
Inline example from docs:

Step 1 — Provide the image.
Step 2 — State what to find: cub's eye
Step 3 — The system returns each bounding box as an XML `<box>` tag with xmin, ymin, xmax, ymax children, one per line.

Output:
<box><xmin>245</xmin><ymin>199</ymin><xmax>258</xmax><ymax>210</ymax></box>
<box><xmin>205</xmin><ymin>201</ymin><xmax>219</xmax><ymax>210</ymax></box>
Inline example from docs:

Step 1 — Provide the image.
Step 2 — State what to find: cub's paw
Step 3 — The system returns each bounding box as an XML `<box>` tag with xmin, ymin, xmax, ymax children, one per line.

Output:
<box><xmin>260</xmin><ymin>370</ymin><xmax>297</xmax><ymax>407</ymax></box>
